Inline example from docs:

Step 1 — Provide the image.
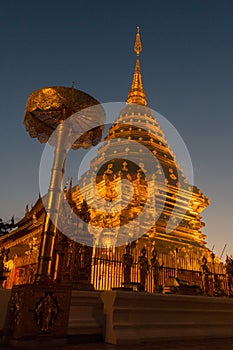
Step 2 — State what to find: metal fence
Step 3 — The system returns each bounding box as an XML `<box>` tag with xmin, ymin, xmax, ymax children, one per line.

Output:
<box><xmin>91</xmin><ymin>248</ymin><xmax>230</xmax><ymax>295</ymax></box>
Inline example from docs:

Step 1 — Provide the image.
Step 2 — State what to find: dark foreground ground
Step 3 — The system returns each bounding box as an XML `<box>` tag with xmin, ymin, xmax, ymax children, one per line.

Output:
<box><xmin>65</xmin><ymin>339</ymin><xmax>233</xmax><ymax>350</ymax></box>
<box><xmin>2</xmin><ymin>338</ymin><xmax>233</xmax><ymax>350</ymax></box>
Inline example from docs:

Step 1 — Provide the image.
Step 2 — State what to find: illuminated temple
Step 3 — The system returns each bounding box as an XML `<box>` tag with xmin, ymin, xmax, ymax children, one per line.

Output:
<box><xmin>0</xmin><ymin>29</ymin><xmax>227</xmax><ymax>294</ymax></box>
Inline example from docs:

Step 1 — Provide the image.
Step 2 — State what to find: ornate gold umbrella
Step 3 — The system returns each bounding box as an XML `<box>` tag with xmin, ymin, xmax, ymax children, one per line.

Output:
<box><xmin>24</xmin><ymin>86</ymin><xmax>104</xmax><ymax>146</ymax></box>
<box><xmin>24</xmin><ymin>86</ymin><xmax>105</xmax><ymax>282</ymax></box>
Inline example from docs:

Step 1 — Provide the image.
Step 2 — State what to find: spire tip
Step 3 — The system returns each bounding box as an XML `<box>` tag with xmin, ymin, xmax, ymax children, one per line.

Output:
<box><xmin>134</xmin><ymin>26</ymin><xmax>142</xmax><ymax>56</ymax></box>
<box><xmin>127</xmin><ymin>27</ymin><xmax>147</xmax><ymax>106</ymax></box>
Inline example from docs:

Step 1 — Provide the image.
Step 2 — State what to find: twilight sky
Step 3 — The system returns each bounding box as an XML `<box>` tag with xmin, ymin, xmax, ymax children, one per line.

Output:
<box><xmin>0</xmin><ymin>0</ymin><xmax>232</xmax><ymax>258</ymax></box>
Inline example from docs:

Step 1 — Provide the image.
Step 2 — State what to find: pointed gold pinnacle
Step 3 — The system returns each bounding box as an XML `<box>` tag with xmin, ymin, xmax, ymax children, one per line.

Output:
<box><xmin>134</xmin><ymin>26</ymin><xmax>142</xmax><ymax>56</ymax></box>
<box><xmin>126</xmin><ymin>27</ymin><xmax>147</xmax><ymax>106</ymax></box>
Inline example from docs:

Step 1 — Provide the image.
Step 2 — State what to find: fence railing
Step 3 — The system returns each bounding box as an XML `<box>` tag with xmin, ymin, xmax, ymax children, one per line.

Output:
<box><xmin>91</xmin><ymin>252</ymin><xmax>230</xmax><ymax>295</ymax></box>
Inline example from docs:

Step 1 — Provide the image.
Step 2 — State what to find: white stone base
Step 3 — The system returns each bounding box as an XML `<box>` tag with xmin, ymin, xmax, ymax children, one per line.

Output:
<box><xmin>100</xmin><ymin>291</ymin><xmax>233</xmax><ymax>345</ymax></box>
<box><xmin>68</xmin><ymin>290</ymin><xmax>104</xmax><ymax>339</ymax></box>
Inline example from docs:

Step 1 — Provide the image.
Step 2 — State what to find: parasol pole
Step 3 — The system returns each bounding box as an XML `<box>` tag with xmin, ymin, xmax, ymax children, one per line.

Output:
<box><xmin>36</xmin><ymin>114</ymin><xmax>70</xmax><ymax>282</ymax></box>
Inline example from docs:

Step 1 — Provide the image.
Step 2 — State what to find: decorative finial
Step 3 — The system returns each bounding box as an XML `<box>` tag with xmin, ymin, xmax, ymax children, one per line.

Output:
<box><xmin>126</xmin><ymin>27</ymin><xmax>147</xmax><ymax>106</ymax></box>
<box><xmin>134</xmin><ymin>26</ymin><xmax>142</xmax><ymax>57</ymax></box>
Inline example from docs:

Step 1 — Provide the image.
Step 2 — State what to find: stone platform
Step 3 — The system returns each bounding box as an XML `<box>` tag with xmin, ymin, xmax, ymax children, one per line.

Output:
<box><xmin>100</xmin><ymin>291</ymin><xmax>233</xmax><ymax>345</ymax></box>
<box><xmin>1</xmin><ymin>289</ymin><xmax>233</xmax><ymax>346</ymax></box>
<box><xmin>67</xmin><ymin>290</ymin><xmax>104</xmax><ymax>342</ymax></box>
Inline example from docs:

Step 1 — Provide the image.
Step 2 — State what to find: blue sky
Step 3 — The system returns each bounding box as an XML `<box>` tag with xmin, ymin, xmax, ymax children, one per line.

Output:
<box><xmin>0</xmin><ymin>0</ymin><xmax>232</xmax><ymax>257</ymax></box>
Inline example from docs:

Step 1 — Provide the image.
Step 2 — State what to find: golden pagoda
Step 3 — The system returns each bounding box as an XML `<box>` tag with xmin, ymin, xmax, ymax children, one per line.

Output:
<box><xmin>72</xmin><ymin>27</ymin><xmax>208</xmax><ymax>249</ymax></box>
<box><xmin>66</xmin><ymin>27</ymin><xmax>221</xmax><ymax>291</ymax></box>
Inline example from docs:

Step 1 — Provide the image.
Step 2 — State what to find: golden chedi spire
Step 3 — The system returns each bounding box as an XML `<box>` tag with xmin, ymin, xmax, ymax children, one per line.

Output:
<box><xmin>127</xmin><ymin>26</ymin><xmax>147</xmax><ymax>106</ymax></box>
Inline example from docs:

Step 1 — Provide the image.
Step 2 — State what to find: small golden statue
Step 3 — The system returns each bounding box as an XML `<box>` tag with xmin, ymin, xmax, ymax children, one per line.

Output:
<box><xmin>138</xmin><ymin>247</ymin><xmax>149</xmax><ymax>291</ymax></box>
<box><xmin>122</xmin><ymin>244</ymin><xmax>134</xmax><ymax>285</ymax></box>
<box><xmin>201</xmin><ymin>256</ymin><xmax>210</xmax><ymax>295</ymax></box>
<box><xmin>150</xmin><ymin>248</ymin><xmax>163</xmax><ymax>293</ymax></box>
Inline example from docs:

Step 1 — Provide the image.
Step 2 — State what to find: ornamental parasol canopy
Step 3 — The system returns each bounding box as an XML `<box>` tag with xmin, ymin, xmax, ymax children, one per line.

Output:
<box><xmin>24</xmin><ymin>86</ymin><xmax>105</xmax><ymax>149</ymax></box>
